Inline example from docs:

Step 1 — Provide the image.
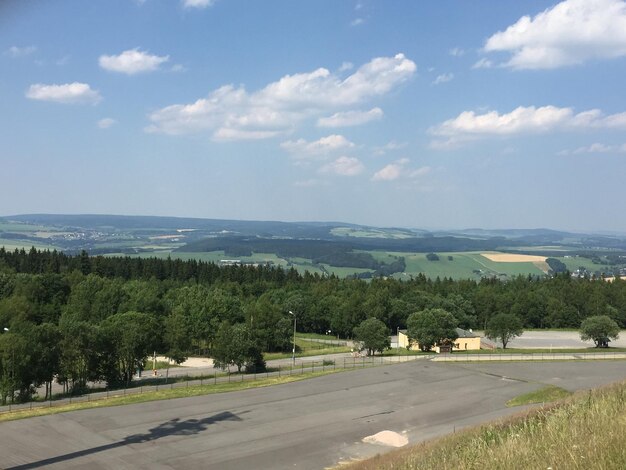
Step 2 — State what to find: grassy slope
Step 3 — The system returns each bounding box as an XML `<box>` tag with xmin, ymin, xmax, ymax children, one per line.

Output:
<box><xmin>506</xmin><ymin>385</ymin><xmax>571</xmax><ymax>407</ymax></box>
<box><xmin>264</xmin><ymin>337</ymin><xmax>350</xmax><ymax>360</ymax></box>
<box><xmin>341</xmin><ymin>380</ymin><xmax>626</xmax><ymax>470</ymax></box>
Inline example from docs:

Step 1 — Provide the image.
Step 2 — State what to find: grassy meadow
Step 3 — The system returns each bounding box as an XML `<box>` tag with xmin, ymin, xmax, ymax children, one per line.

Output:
<box><xmin>393</xmin><ymin>251</ymin><xmax>547</xmax><ymax>280</ymax></box>
<box><xmin>0</xmin><ymin>238</ymin><xmax>61</xmax><ymax>251</ymax></box>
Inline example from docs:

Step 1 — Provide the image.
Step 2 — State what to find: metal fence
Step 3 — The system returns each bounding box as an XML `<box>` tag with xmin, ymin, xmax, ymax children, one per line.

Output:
<box><xmin>0</xmin><ymin>355</ymin><xmax>422</xmax><ymax>415</ymax></box>
<box><xmin>432</xmin><ymin>351</ymin><xmax>626</xmax><ymax>362</ymax></box>
<box><xmin>3</xmin><ymin>352</ymin><xmax>624</xmax><ymax>415</ymax></box>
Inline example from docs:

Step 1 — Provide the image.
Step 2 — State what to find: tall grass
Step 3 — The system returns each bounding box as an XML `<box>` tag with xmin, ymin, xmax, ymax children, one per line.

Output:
<box><xmin>343</xmin><ymin>380</ymin><xmax>626</xmax><ymax>470</ymax></box>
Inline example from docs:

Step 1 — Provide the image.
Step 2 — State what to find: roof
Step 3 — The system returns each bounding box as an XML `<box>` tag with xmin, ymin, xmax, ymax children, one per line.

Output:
<box><xmin>398</xmin><ymin>328</ymin><xmax>479</xmax><ymax>338</ymax></box>
<box><xmin>456</xmin><ymin>328</ymin><xmax>479</xmax><ymax>338</ymax></box>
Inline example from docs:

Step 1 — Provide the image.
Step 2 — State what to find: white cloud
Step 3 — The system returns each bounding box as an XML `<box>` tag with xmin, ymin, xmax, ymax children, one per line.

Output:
<box><xmin>182</xmin><ymin>0</ymin><xmax>215</xmax><ymax>8</ymax></box>
<box><xmin>372</xmin><ymin>158</ymin><xmax>431</xmax><ymax>181</ymax></box>
<box><xmin>293</xmin><ymin>178</ymin><xmax>329</xmax><ymax>187</ymax></box>
<box><xmin>170</xmin><ymin>64</ymin><xmax>186</xmax><ymax>73</ymax></box>
<box><xmin>339</xmin><ymin>61</ymin><xmax>354</xmax><ymax>72</ymax></box>
<box><xmin>576</xmin><ymin>142</ymin><xmax>614</xmax><ymax>153</ymax></box>
<box><xmin>281</xmin><ymin>135</ymin><xmax>355</xmax><ymax>157</ymax></box>
<box><xmin>449</xmin><ymin>47</ymin><xmax>465</xmax><ymax>57</ymax></box>
<box><xmin>560</xmin><ymin>142</ymin><xmax>626</xmax><ymax>154</ymax></box>
<box><xmin>373</xmin><ymin>140</ymin><xmax>408</xmax><ymax>156</ymax></box>
<box><xmin>410</xmin><ymin>166</ymin><xmax>432</xmax><ymax>177</ymax></box>
<box><xmin>317</xmin><ymin>107</ymin><xmax>383</xmax><ymax>127</ymax></box>
<box><xmin>482</xmin><ymin>0</ymin><xmax>626</xmax><ymax>69</ymax></box>
<box><xmin>147</xmin><ymin>53</ymin><xmax>414</xmax><ymax>140</ymax></box>
<box><xmin>432</xmin><ymin>73</ymin><xmax>454</xmax><ymax>85</ymax></box>
<box><xmin>97</xmin><ymin>118</ymin><xmax>116</xmax><ymax>129</ymax></box>
<box><xmin>4</xmin><ymin>45</ymin><xmax>36</xmax><ymax>58</ymax></box>
<box><xmin>213</xmin><ymin>128</ymin><xmax>283</xmax><ymax>142</ymax></box>
<box><xmin>320</xmin><ymin>156</ymin><xmax>364</xmax><ymax>176</ymax></box>
<box><xmin>472</xmin><ymin>58</ymin><xmax>493</xmax><ymax>69</ymax></box>
<box><xmin>372</xmin><ymin>159</ymin><xmax>407</xmax><ymax>181</ymax></box>
<box><xmin>56</xmin><ymin>55</ymin><xmax>70</xmax><ymax>66</ymax></box>
<box><xmin>351</xmin><ymin>18</ymin><xmax>365</xmax><ymax>26</ymax></box>
<box><xmin>99</xmin><ymin>48</ymin><xmax>169</xmax><ymax>75</ymax></box>
<box><xmin>26</xmin><ymin>82</ymin><xmax>102</xmax><ymax>104</ymax></box>
<box><xmin>430</xmin><ymin>105</ymin><xmax>626</xmax><ymax>148</ymax></box>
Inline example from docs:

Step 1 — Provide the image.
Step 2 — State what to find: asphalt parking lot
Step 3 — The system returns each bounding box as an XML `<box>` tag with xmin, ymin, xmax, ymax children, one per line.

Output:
<box><xmin>2</xmin><ymin>360</ymin><xmax>626</xmax><ymax>470</ymax></box>
<box><xmin>500</xmin><ymin>330</ymin><xmax>626</xmax><ymax>349</ymax></box>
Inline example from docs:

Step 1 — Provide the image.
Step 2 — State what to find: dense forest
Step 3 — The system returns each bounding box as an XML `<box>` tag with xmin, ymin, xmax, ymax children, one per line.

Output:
<box><xmin>177</xmin><ymin>233</ymin><xmax>522</xmax><ymax>256</ymax></box>
<box><xmin>1</xmin><ymin>247</ymin><xmax>626</xmax><ymax>404</ymax></box>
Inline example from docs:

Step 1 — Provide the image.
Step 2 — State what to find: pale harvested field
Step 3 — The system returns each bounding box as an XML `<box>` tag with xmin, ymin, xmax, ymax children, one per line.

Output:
<box><xmin>149</xmin><ymin>234</ymin><xmax>185</xmax><ymax>240</ymax></box>
<box><xmin>481</xmin><ymin>252</ymin><xmax>549</xmax><ymax>273</ymax></box>
<box><xmin>481</xmin><ymin>252</ymin><xmax>547</xmax><ymax>263</ymax></box>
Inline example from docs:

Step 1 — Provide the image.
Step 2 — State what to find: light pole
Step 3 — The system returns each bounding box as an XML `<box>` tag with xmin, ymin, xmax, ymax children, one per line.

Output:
<box><xmin>2</xmin><ymin>328</ymin><xmax>11</xmax><ymax>404</ymax></box>
<box><xmin>289</xmin><ymin>311</ymin><xmax>296</xmax><ymax>365</ymax></box>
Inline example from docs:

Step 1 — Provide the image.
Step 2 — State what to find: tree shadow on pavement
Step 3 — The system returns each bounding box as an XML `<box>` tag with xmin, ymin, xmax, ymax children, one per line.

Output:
<box><xmin>7</xmin><ymin>411</ymin><xmax>244</xmax><ymax>469</ymax></box>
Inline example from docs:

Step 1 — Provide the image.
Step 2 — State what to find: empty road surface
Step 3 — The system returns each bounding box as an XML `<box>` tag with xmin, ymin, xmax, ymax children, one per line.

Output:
<box><xmin>2</xmin><ymin>361</ymin><xmax>626</xmax><ymax>470</ymax></box>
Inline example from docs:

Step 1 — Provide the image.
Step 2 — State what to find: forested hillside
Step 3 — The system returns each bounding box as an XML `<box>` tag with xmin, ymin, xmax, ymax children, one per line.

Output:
<box><xmin>1</xmin><ymin>247</ymin><xmax>626</xmax><ymax>404</ymax></box>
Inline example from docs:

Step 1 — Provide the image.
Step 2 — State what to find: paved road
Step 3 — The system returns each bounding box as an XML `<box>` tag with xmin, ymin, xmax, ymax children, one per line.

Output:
<box><xmin>35</xmin><ymin>352</ymin><xmax>359</xmax><ymax>398</ymax></box>
<box><xmin>492</xmin><ymin>330</ymin><xmax>626</xmax><ymax>349</ymax></box>
<box><xmin>2</xmin><ymin>361</ymin><xmax>626</xmax><ymax>470</ymax></box>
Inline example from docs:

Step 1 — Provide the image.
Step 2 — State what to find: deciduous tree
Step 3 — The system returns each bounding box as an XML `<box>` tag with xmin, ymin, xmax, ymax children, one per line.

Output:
<box><xmin>580</xmin><ymin>315</ymin><xmax>620</xmax><ymax>348</ymax></box>
<box><xmin>406</xmin><ymin>308</ymin><xmax>458</xmax><ymax>351</ymax></box>
<box><xmin>353</xmin><ymin>317</ymin><xmax>390</xmax><ymax>356</ymax></box>
<box><xmin>485</xmin><ymin>313</ymin><xmax>523</xmax><ymax>349</ymax></box>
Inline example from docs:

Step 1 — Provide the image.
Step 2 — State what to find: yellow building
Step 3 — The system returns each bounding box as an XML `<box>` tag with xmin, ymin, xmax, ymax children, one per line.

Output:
<box><xmin>398</xmin><ymin>328</ymin><xmax>481</xmax><ymax>353</ymax></box>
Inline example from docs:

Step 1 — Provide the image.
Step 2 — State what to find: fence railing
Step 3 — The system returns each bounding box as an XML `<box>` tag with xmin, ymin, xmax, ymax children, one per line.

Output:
<box><xmin>432</xmin><ymin>351</ymin><xmax>626</xmax><ymax>362</ymax></box>
<box><xmin>0</xmin><ymin>355</ymin><xmax>422</xmax><ymax>415</ymax></box>
<box><xmin>3</xmin><ymin>351</ymin><xmax>624</xmax><ymax>415</ymax></box>
<box><xmin>298</xmin><ymin>338</ymin><xmax>349</xmax><ymax>348</ymax></box>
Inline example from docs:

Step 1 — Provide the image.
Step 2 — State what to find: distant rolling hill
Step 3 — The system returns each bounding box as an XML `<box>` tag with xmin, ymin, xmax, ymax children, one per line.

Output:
<box><xmin>3</xmin><ymin>213</ymin><xmax>626</xmax><ymax>280</ymax></box>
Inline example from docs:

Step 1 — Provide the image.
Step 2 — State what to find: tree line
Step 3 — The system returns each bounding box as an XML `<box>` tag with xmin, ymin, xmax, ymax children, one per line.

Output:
<box><xmin>1</xmin><ymin>247</ymin><xmax>626</xmax><ymax>404</ymax></box>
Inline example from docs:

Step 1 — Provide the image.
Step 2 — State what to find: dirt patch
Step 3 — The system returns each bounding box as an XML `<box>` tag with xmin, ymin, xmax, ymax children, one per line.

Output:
<box><xmin>362</xmin><ymin>430</ymin><xmax>408</xmax><ymax>447</ymax></box>
<box><xmin>155</xmin><ymin>356</ymin><xmax>214</xmax><ymax>368</ymax></box>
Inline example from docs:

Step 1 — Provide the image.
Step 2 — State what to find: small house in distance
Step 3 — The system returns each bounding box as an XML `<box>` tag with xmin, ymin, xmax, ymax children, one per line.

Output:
<box><xmin>398</xmin><ymin>328</ymin><xmax>481</xmax><ymax>353</ymax></box>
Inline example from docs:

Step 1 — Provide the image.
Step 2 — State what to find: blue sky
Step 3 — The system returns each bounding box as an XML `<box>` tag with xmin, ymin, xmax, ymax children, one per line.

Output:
<box><xmin>2</xmin><ymin>0</ymin><xmax>626</xmax><ymax>232</ymax></box>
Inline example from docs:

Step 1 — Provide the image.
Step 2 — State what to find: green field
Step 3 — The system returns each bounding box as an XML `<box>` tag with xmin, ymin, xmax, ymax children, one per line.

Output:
<box><xmin>319</xmin><ymin>264</ymin><xmax>374</xmax><ymax>277</ymax></box>
<box><xmin>0</xmin><ymin>221</ymin><xmax>52</xmax><ymax>232</ymax></box>
<box><xmin>559</xmin><ymin>255</ymin><xmax>606</xmax><ymax>272</ymax></box>
<box><xmin>386</xmin><ymin>251</ymin><xmax>545</xmax><ymax>280</ymax></box>
<box><xmin>331</xmin><ymin>227</ymin><xmax>415</xmax><ymax>239</ymax></box>
<box><xmin>0</xmin><ymin>238</ymin><xmax>60</xmax><ymax>251</ymax></box>
<box><xmin>101</xmin><ymin>249</ymin><xmax>553</xmax><ymax>280</ymax></box>
<box><xmin>359</xmin><ymin>250</ymin><xmax>400</xmax><ymax>264</ymax></box>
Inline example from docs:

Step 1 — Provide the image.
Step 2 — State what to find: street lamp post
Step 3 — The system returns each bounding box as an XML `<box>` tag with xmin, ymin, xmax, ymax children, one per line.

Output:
<box><xmin>289</xmin><ymin>311</ymin><xmax>296</xmax><ymax>365</ymax></box>
<box><xmin>2</xmin><ymin>328</ymin><xmax>11</xmax><ymax>404</ymax></box>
